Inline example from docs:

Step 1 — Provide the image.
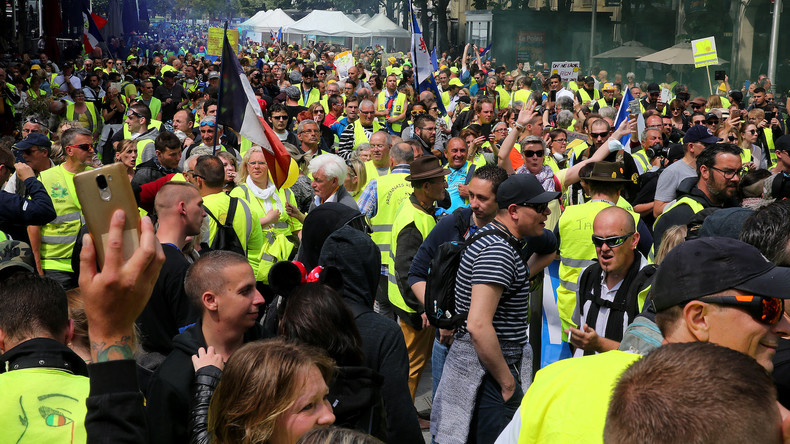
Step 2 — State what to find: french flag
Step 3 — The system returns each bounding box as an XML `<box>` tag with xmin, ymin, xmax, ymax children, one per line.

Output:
<box><xmin>82</xmin><ymin>8</ymin><xmax>105</xmax><ymax>53</ymax></box>
<box><xmin>409</xmin><ymin>1</ymin><xmax>446</xmax><ymax>115</ymax></box>
<box><xmin>216</xmin><ymin>26</ymin><xmax>292</xmax><ymax>189</ymax></box>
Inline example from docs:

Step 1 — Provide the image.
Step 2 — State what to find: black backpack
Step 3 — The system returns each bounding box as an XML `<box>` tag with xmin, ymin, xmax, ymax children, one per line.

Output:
<box><xmin>425</xmin><ymin>229</ymin><xmax>527</xmax><ymax>330</ymax></box>
<box><xmin>203</xmin><ymin>197</ymin><xmax>246</xmax><ymax>256</ymax></box>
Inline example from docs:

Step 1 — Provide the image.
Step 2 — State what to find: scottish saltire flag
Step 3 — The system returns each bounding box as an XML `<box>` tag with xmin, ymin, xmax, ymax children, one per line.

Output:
<box><xmin>409</xmin><ymin>1</ymin><xmax>446</xmax><ymax>115</ymax></box>
<box><xmin>217</xmin><ymin>26</ymin><xmax>291</xmax><ymax>189</ymax></box>
<box><xmin>539</xmin><ymin>259</ymin><xmax>573</xmax><ymax>367</ymax></box>
<box><xmin>82</xmin><ymin>8</ymin><xmax>104</xmax><ymax>53</ymax></box>
<box><xmin>430</xmin><ymin>47</ymin><xmax>438</xmax><ymax>71</ymax></box>
<box><xmin>615</xmin><ymin>87</ymin><xmax>636</xmax><ymax>146</ymax></box>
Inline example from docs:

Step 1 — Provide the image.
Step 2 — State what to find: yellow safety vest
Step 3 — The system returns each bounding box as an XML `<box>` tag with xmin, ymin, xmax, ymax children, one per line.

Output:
<box><xmin>578</xmin><ymin>88</ymin><xmax>601</xmax><ymax>104</ymax></box>
<box><xmin>764</xmin><ymin>128</ymin><xmax>777</xmax><ymax>166</ymax></box>
<box><xmin>239</xmin><ymin>136</ymin><xmax>253</xmax><ymax>158</ymax></box>
<box><xmin>0</xmin><ymin>367</ymin><xmax>90</xmax><ymax>443</ymax></box>
<box><xmin>512</xmin><ymin>89</ymin><xmax>532</xmax><ymax>106</ymax></box>
<box><xmin>38</xmin><ymin>164</ymin><xmax>90</xmax><ymax>272</ymax></box>
<box><xmin>516</xmin><ymin>351</ymin><xmax>641</xmax><ymax>444</ymax></box>
<box><xmin>141</xmin><ymin>96</ymin><xmax>162</xmax><ymax>120</ymax></box>
<box><xmin>441</xmin><ymin>90</ymin><xmax>451</xmax><ymax>107</ymax></box>
<box><xmin>631</xmin><ymin>149</ymin><xmax>651</xmax><ymax>174</ymax></box>
<box><xmin>596</xmin><ymin>97</ymin><xmax>615</xmax><ymax>110</ymax></box>
<box><xmin>740</xmin><ymin>146</ymin><xmax>753</xmax><ymax>164</ymax></box>
<box><xmin>65</xmin><ymin>102</ymin><xmax>98</xmax><ymax>132</ymax></box>
<box><xmin>652</xmin><ymin>196</ymin><xmax>705</xmax><ymax>231</ymax></box>
<box><xmin>376</xmin><ymin>90</ymin><xmax>407</xmax><ymax>134</ymax></box>
<box><xmin>230</xmin><ymin>183</ymin><xmax>302</xmax><ymax>283</ymax></box>
<box><xmin>370</xmin><ymin>172</ymin><xmax>412</xmax><ymax>283</ymax></box>
<box><xmin>362</xmin><ymin>160</ymin><xmax>389</xmax><ymax>191</ymax></box>
<box><xmin>122</xmin><ymin>120</ymin><xmax>163</xmax><ymax>139</ymax></box>
<box><xmin>567</xmin><ymin>81</ymin><xmax>580</xmax><ymax>91</ymax></box>
<box><xmin>388</xmin><ymin>198</ymin><xmax>436</xmax><ymax>313</ymax></box>
<box><xmin>557</xmin><ymin>200</ymin><xmax>640</xmax><ymax>339</ymax></box>
<box><xmin>352</xmin><ymin>121</ymin><xmax>382</xmax><ymax>150</ymax></box>
<box><xmin>297</xmin><ymin>85</ymin><xmax>321</xmax><ymax>107</ymax></box>
<box><xmin>134</xmin><ymin>139</ymin><xmax>157</xmax><ymax>166</ymax></box>
<box><xmin>202</xmin><ymin>192</ymin><xmax>264</xmax><ymax>280</ymax></box>
<box><xmin>495</xmin><ymin>85</ymin><xmax>511</xmax><ymax>110</ymax></box>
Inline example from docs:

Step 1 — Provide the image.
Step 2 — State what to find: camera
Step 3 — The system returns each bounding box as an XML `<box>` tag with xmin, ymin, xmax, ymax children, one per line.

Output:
<box><xmin>644</xmin><ymin>142</ymin><xmax>669</xmax><ymax>159</ymax></box>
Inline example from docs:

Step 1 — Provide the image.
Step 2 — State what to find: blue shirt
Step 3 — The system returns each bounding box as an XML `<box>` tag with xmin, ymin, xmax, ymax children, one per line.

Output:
<box><xmin>446</xmin><ymin>162</ymin><xmax>471</xmax><ymax>213</ymax></box>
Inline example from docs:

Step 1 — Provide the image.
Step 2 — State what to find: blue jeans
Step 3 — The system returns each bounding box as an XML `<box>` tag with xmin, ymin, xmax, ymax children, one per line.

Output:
<box><xmin>431</xmin><ymin>338</ymin><xmax>450</xmax><ymax>400</ymax></box>
<box><xmin>468</xmin><ymin>363</ymin><xmax>523</xmax><ymax>444</ymax></box>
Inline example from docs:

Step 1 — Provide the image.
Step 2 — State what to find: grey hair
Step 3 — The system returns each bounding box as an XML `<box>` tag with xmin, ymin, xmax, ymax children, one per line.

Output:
<box><xmin>521</xmin><ymin>135</ymin><xmax>547</xmax><ymax>151</ymax></box>
<box><xmin>371</xmin><ymin>130</ymin><xmax>392</xmax><ymax>146</ymax></box>
<box><xmin>297</xmin><ymin>119</ymin><xmax>319</xmax><ymax>134</ymax></box>
<box><xmin>200</xmin><ymin>115</ymin><xmax>223</xmax><ymax>131</ymax></box>
<box><xmin>359</xmin><ymin>99</ymin><xmax>375</xmax><ymax>110</ymax></box>
<box><xmin>626</xmin><ymin>72</ymin><xmax>635</xmax><ymax>80</ymax></box>
<box><xmin>60</xmin><ymin>127</ymin><xmax>93</xmax><ymax>147</ymax></box>
<box><xmin>556</xmin><ymin>96</ymin><xmax>574</xmax><ymax>111</ymax></box>
<box><xmin>308</xmin><ymin>153</ymin><xmax>347</xmax><ymax>183</ymax></box>
<box><xmin>557</xmin><ymin>110</ymin><xmax>574</xmax><ymax>129</ymax></box>
<box><xmin>599</xmin><ymin>106</ymin><xmax>617</xmax><ymax>121</ymax></box>
<box><xmin>390</xmin><ymin>142</ymin><xmax>415</xmax><ymax>164</ymax></box>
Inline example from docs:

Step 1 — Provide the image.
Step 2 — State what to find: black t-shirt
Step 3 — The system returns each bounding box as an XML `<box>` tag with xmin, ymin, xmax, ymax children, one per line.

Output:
<box><xmin>154</xmin><ymin>83</ymin><xmax>187</xmax><ymax>123</ymax></box>
<box><xmin>102</xmin><ymin>99</ymin><xmax>125</xmax><ymax>125</ymax></box>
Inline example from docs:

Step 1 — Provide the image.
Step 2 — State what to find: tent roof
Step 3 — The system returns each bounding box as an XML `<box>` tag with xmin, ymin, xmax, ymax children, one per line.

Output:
<box><xmin>593</xmin><ymin>41</ymin><xmax>656</xmax><ymax>59</ymax></box>
<box><xmin>636</xmin><ymin>42</ymin><xmax>728</xmax><ymax>65</ymax></box>
<box><xmin>238</xmin><ymin>9</ymin><xmax>294</xmax><ymax>33</ymax></box>
<box><xmin>285</xmin><ymin>10</ymin><xmax>373</xmax><ymax>37</ymax></box>
<box><xmin>353</xmin><ymin>14</ymin><xmax>372</xmax><ymax>26</ymax></box>
<box><xmin>359</xmin><ymin>13</ymin><xmax>410</xmax><ymax>38</ymax></box>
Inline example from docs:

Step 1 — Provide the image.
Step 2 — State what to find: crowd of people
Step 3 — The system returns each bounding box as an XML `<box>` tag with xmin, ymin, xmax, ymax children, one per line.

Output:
<box><xmin>3</xmin><ymin>24</ymin><xmax>790</xmax><ymax>444</ymax></box>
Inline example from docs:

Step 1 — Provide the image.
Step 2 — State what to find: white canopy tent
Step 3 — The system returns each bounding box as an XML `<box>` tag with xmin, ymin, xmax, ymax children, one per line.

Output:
<box><xmin>357</xmin><ymin>13</ymin><xmax>410</xmax><ymax>51</ymax></box>
<box><xmin>284</xmin><ymin>10</ymin><xmax>373</xmax><ymax>47</ymax></box>
<box><xmin>353</xmin><ymin>14</ymin><xmax>373</xmax><ymax>26</ymax></box>
<box><xmin>238</xmin><ymin>9</ymin><xmax>295</xmax><ymax>34</ymax></box>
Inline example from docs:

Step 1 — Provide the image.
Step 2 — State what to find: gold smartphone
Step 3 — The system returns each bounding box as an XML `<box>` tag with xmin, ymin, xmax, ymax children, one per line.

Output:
<box><xmin>74</xmin><ymin>163</ymin><xmax>140</xmax><ymax>268</ymax></box>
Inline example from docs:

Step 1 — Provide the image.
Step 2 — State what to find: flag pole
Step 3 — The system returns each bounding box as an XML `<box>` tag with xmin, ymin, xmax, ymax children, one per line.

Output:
<box><xmin>214</xmin><ymin>21</ymin><xmax>228</xmax><ymax>155</ymax></box>
<box><xmin>409</xmin><ymin>1</ymin><xmax>419</xmax><ymax>93</ymax></box>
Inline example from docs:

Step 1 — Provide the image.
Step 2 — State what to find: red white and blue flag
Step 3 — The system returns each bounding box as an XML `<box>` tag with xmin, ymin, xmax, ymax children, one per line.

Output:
<box><xmin>216</xmin><ymin>26</ymin><xmax>291</xmax><ymax>189</ymax></box>
<box><xmin>409</xmin><ymin>1</ymin><xmax>446</xmax><ymax>115</ymax></box>
<box><xmin>82</xmin><ymin>8</ymin><xmax>106</xmax><ymax>53</ymax></box>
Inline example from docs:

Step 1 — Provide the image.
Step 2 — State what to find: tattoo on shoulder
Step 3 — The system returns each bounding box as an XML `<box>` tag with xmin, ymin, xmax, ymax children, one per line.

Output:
<box><xmin>91</xmin><ymin>336</ymin><xmax>135</xmax><ymax>362</ymax></box>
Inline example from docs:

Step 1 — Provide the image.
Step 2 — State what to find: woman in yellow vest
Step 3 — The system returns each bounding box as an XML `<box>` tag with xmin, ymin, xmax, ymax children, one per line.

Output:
<box><xmin>741</xmin><ymin>122</ymin><xmax>765</xmax><ymax>169</ymax></box>
<box><xmin>230</xmin><ymin>147</ymin><xmax>302</xmax><ymax>283</ymax></box>
<box><xmin>62</xmin><ymin>90</ymin><xmax>99</xmax><ymax>141</ymax></box>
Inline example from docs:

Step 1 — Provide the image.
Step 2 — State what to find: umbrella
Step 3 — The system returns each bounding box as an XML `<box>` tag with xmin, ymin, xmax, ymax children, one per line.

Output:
<box><xmin>594</xmin><ymin>41</ymin><xmax>656</xmax><ymax>59</ymax></box>
<box><xmin>636</xmin><ymin>42</ymin><xmax>728</xmax><ymax>65</ymax></box>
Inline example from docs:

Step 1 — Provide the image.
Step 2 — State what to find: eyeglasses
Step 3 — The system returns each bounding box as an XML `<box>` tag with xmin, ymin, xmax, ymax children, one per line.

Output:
<box><xmin>200</xmin><ymin>121</ymin><xmax>217</xmax><ymax>128</ymax></box>
<box><xmin>419</xmin><ymin>126</ymin><xmax>437</xmax><ymax>132</ymax></box>
<box><xmin>412</xmin><ymin>110</ymin><xmax>426</xmax><ymax>115</ymax></box>
<box><xmin>271</xmin><ymin>115</ymin><xmax>288</xmax><ymax>120</ymax></box>
<box><xmin>710</xmin><ymin>166</ymin><xmax>745</xmax><ymax>180</ymax></box>
<box><xmin>65</xmin><ymin>143</ymin><xmax>94</xmax><ymax>152</ymax></box>
<box><xmin>359</xmin><ymin>110</ymin><xmax>375</xmax><ymax>115</ymax></box>
<box><xmin>700</xmin><ymin>294</ymin><xmax>784</xmax><ymax>325</ymax></box>
<box><xmin>522</xmin><ymin>149</ymin><xmax>544</xmax><ymax>158</ymax></box>
<box><xmin>728</xmin><ymin>135</ymin><xmax>737</xmax><ymax>142</ymax></box>
<box><xmin>591</xmin><ymin>232</ymin><xmax>634</xmax><ymax>249</ymax></box>
<box><xmin>590</xmin><ymin>131</ymin><xmax>609</xmax><ymax>138</ymax></box>
<box><xmin>516</xmin><ymin>201</ymin><xmax>549</xmax><ymax>213</ymax></box>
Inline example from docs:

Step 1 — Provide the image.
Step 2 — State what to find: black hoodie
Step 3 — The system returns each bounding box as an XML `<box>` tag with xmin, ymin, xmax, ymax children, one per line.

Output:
<box><xmin>319</xmin><ymin>227</ymin><xmax>423</xmax><ymax>443</ymax></box>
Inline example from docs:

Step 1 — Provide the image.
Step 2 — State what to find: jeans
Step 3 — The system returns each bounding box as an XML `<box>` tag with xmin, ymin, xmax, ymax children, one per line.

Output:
<box><xmin>432</xmin><ymin>338</ymin><xmax>449</xmax><ymax>400</ymax></box>
<box><xmin>468</xmin><ymin>363</ymin><xmax>523</xmax><ymax>444</ymax></box>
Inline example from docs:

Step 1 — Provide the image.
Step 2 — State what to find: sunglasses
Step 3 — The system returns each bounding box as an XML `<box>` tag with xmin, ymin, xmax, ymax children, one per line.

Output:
<box><xmin>707</xmin><ymin>120</ymin><xmax>719</xmax><ymax>125</ymax></box>
<box><xmin>590</xmin><ymin>131</ymin><xmax>609</xmax><ymax>138</ymax></box>
<box><xmin>701</xmin><ymin>295</ymin><xmax>784</xmax><ymax>325</ymax></box>
<box><xmin>746</xmin><ymin>129</ymin><xmax>758</xmax><ymax>135</ymax></box>
<box><xmin>127</xmin><ymin>110</ymin><xmax>144</xmax><ymax>118</ymax></box>
<box><xmin>271</xmin><ymin>115</ymin><xmax>288</xmax><ymax>120</ymax></box>
<box><xmin>693</xmin><ymin>120</ymin><xmax>706</xmax><ymax>125</ymax></box>
<box><xmin>591</xmin><ymin>232</ymin><xmax>634</xmax><ymax>249</ymax></box>
<box><xmin>516</xmin><ymin>201</ymin><xmax>549</xmax><ymax>213</ymax></box>
<box><xmin>522</xmin><ymin>149</ymin><xmax>544</xmax><ymax>158</ymax></box>
<box><xmin>199</xmin><ymin>121</ymin><xmax>217</xmax><ymax>128</ymax></box>
<box><xmin>65</xmin><ymin>143</ymin><xmax>94</xmax><ymax>152</ymax></box>
<box><xmin>412</xmin><ymin>110</ymin><xmax>426</xmax><ymax>115</ymax></box>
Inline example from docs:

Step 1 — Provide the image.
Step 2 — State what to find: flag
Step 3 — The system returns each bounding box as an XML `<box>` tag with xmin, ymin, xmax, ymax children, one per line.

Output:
<box><xmin>479</xmin><ymin>43</ymin><xmax>492</xmax><ymax>58</ymax></box>
<box><xmin>430</xmin><ymin>47</ymin><xmax>438</xmax><ymax>71</ymax></box>
<box><xmin>270</xmin><ymin>30</ymin><xmax>276</xmax><ymax>41</ymax></box>
<box><xmin>614</xmin><ymin>86</ymin><xmax>635</xmax><ymax>146</ymax></box>
<box><xmin>276</xmin><ymin>27</ymin><xmax>282</xmax><ymax>42</ymax></box>
<box><xmin>91</xmin><ymin>13</ymin><xmax>107</xmax><ymax>29</ymax></box>
<box><xmin>217</xmin><ymin>26</ymin><xmax>292</xmax><ymax>189</ymax></box>
<box><xmin>83</xmin><ymin>7</ymin><xmax>105</xmax><ymax>53</ymax></box>
<box><xmin>409</xmin><ymin>1</ymin><xmax>446</xmax><ymax>115</ymax></box>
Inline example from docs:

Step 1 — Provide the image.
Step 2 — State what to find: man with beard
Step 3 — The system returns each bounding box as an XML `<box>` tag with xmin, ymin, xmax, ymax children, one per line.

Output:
<box><xmin>653</xmin><ymin>143</ymin><xmax>743</xmax><ymax>251</ymax></box>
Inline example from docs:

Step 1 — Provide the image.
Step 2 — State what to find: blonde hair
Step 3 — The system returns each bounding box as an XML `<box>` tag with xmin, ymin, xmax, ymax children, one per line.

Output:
<box><xmin>655</xmin><ymin>225</ymin><xmax>687</xmax><ymax>265</ymax></box>
<box><xmin>236</xmin><ymin>146</ymin><xmax>264</xmax><ymax>184</ymax></box>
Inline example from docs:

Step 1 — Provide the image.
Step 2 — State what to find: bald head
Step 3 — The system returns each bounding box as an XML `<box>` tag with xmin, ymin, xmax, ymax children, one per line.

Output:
<box><xmin>594</xmin><ymin>206</ymin><xmax>635</xmax><ymax>234</ymax></box>
<box><xmin>155</xmin><ymin>181</ymin><xmax>201</xmax><ymax>215</ymax></box>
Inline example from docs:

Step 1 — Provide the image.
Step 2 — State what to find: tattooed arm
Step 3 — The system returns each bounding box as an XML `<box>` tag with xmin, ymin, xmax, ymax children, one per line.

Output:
<box><xmin>79</xmin><ymin>210</ymin><xmax>165</xmax><ymax>443</ymax></box>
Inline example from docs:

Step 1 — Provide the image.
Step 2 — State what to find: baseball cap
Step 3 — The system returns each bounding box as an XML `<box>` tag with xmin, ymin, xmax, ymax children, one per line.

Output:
<box><xmin>697</xmin><ymin>207</ymin><xmax>754</xmax><ymax>240</ymax></box>
<box><xmin>496</xmin><ymin>174</ymin><xmax>561</xmax><ymax>209</ymax></box>
<box><xmin>775</xmin><ymin>135</ymin><xmax>790</xmax><ymax>153</ymax></box>
<box><xmin>13</xmin><ymin>133</ymin><xmax>52</xmax><ymax>150</ymax></box>
<box><xmin>647</xmin><ymin>82</ymin><xmax>660</xmax><ymax>93</ymax></box>
<box><xmin>289</xmin><ymin>70</ymin><xmax>303</xmax><ymax>83</ymax></box>
<box><xmin>448</xmin><ymin>78</ymin><xmax>463</xmax><ymax>88</ymax></box>
<box><xmin>0</xmin><ymin>240</ymin><xmax>36</xmax><ymax>276</ymax></box>
<box><xmin>163</xmin><ymin>70</ymin><xmax>176</xmax><ymax>78</ymax></box>
<box><xmin>208</xmin><ymin>71</ymin><xmax>220</xmax><ymax>79</ymax></box>
<box><xmin>683</xmin><ymin>125</ymin><xmax>721</xmax><ymax>145</ymax></box>
<box><xmin>651</xmin><ymin>237</ymin><xmax>790</xmax><ymax>312</ymax></box>
<box><xmin>584</xmin><ymin>76</ymin><xmax>595</xmax><ymax>84</ymax></box>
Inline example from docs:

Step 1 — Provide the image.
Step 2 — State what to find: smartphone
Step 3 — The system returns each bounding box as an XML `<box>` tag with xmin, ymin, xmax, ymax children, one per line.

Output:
<box><xmin>549</xmin><ymin>90</ymin><xmax>557</xmax><ymax>102</ymax></box>
<box><xmin>714</xmin><ymin>70</ymin><xmax>725</xmax><ymax>81</ymax></box>
<box><xmin>765</xmin><ymin>111</ymin><xmax>776</xmax><ymax>122</ymax></box>
<box><xmin>480</xmin><ymin>123</ymin><xmax>492</xmax><ymax>139</ymax></box>
<box><xmin>629</xmin><ymin>99</ymin><xmax>641</xmax><ymax>116</ymax></box>
<box><xmin>744</xmin><ymin>80</ymin><xmax>751</xmax><ymax>90</ymax></box>
<box><xmin>74</xmin><ymin>163</ymin><xmax>140</xmax><ymax>269</ymax></box>
<box><xmin>660</xmin><ymin>88</ymin><xmax>671</xmax><ymax>104</ymax></box>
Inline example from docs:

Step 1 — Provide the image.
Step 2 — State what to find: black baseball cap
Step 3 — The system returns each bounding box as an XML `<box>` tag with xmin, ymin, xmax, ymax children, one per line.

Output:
<box><xmin>647</xmin><ymin>82</ymin><xmax>660</xmax><ymax>93</ymax></box>
<box><xmin>496</xmin><ymin>174</ymin><xmax>560</xmax><ymax>209</ymax></box>
<box><xmin>775</xmin><ymin>135</ymin><xmax>790</xmax><ymax>153</ymax></box>
<box><xmin>683</xmin><ymin>125</ymin><xmax>722</xmax><ymax>145</ymax></box>
<box><xmin>651</xmin><ymin>237</ymin><xmax>790</xmax><ymax>312</ymax></box>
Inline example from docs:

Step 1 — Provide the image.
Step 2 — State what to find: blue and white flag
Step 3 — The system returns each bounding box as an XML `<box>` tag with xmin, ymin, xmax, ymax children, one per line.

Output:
<box><xmin>479</xmin><ymin>43</ymin><xmax>492</xmax><ymax>59</ymax></box>
<box><xmin>409</xmin><ymin>1</ymin><xmax>446</xmax><ymax>115</ymax></box>
<box><xmin>614</xmin><ymin>86</ymin><xmax>635</xmax><ymax>146</ymax></box>
<box><xmin>430</xmin><ymin>47</ymin><xmax>439</xmax><ymax>71</ymax></box>
<box><xmin>270</xmin><ymin>30</ymin><xmax>276</xmax><ymax>41</ymax></box>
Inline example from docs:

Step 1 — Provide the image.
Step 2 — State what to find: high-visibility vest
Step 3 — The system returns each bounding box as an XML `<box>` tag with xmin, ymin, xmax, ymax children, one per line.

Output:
<box><xmin>495</xmin><ymin>85</ymin><xmax>511</xmax><ymax>110</ymax></box>
<box><xmin>141</xmin><ymin>96</ymin><xmax>162</xmax><ymax>120</ymax></box>
<box><xmin>369</xmin><ymin>172</ymin><xmax>411</xmax><ymax>279</ymax></box>
<box><xmin>0</xmin><ymin>367</ymin><xmax>90</xmax><ymax>443</ymax></box>
<box><xmin>512</xmin><ymin>89</ymin><xmax>532</xmax><ymax>106</ymax></box>
<box><xmin>202</xmin><ymin>192</ymin><xmax>263</xmax><ymax>280</ymax></box>
<box><xmin>763</xmin><ymin>128</ymin><xmax>777</xmax><ymax>166</ymax></box>
<box><xmin>740</xmin><ymin>146</ymin><xmax>753</xmax><ymax>164</ymax></box>
<box><xmin>239</xmin><ymin>136</ymin><xmax>253</xmax><ymax>158</ymax></box>
<box><xmin>631</xmin><ymin>149</ymin><xmax>651</xmax><ymax>175</ymax></box>
<box><xmin>557</xmin><ymin>200</ymin><xmax>639</xmax><ymax>339</ymax></box>
<box><xmin>297</xmin><ymin>85</ymin><xmax>321</xmax><ymax>107</ymax></box>
<box><xmin>133</xmin><ymin>139</ymin><xmax>156</xmax><ymax>166</ymax></box>
<box><xmin>3</xmin><ymin>83</ymin><xmax>17</xmax><ymax>116</ymax></box>
<box><xmin>230</xmin><ymin>183</ymin><xmax>302</xmax><ymax>283</ymax></box>
<box><xmin>516</xmin><ymin>350</ymin><xmax>640</xmax><ymax>444</ymax></box>
<box><xmin>122</xmin><ymin>120</ymin><xmax>162</xmax><ymax>139</ymax></box>
<box><xmin>578</xmin><ymin>88</ymin><xmax>601</xmax><ymax>104</ymax></box>
<box><xmin>352</xmin><ymin>120</ymin><xmax>382</xmax><ymax>150</ymax></box>
<box><xmin>388</xmin><ymin>198</ymin><xmax>436</xmax><ymax>313</ymax></box>
<box><xmin>65</xmin><ymin>102</ymin><xmax>98</xmax><ymax>132</ymax></box>
<box><xmin>362</xmin><ymin>160</ymin><xmax>389</xmax><ymax>191</ymax></box>
<box><xmin>652</xmin><ymin>196</ymin><xmax>705</xmax><ymax>231</ymax></box>
<box><xmin>376</xmin><ymin>90</ymin><xmax>407</xmax><ymax>134</ymax></box>
<box><xmin>38</xmin><ymin>164</ymin><xmax>90</xmax><ymax>272</ymax></box>
<box><xmin>596</xmin><ymin>97</ymin><xmax>615</xmax><ymax>110</ymax></box>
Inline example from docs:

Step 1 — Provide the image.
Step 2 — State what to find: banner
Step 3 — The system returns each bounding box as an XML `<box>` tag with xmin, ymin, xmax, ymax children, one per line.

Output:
<box><xmin>334</xmin><ymin>51</ymin><xmax>355</xmax><ymax>80</ymax></box>
<box><xmin>550</xmin><ymin>61</ymin><xmax>581</xmax><ymax>83</ymax></box>
<box><xmin>208</xmin><ymin>27</ymin><xmax>239</xmax><ymax>56</ymax></box>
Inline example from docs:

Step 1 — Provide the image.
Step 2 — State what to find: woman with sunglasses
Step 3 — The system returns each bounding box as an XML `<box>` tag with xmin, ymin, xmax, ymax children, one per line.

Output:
<box><xmin>741</xmin><ymin>123</ymin><xmax>766</xmax><ymax>169</ymax></box>
<box><xmin>308</xmin><ymin>102</ymin><xmax>335</xmax><ymax>151</ymax></box>
<box><xmin>546</xmin><ymin>128</ymin><xmax>570</xmax><ymax>170</ymax></box>
<box><xmin>668</xmin><ymin>98</ymin><xmax>688</xmax><ymax>132</ymax></box>
<box><xmin>399</xmin><ymin>102</ymin><xmax>427</xmax><ymax>141</ymax></box>
<box><xmin>230</xmin><ymin>146</ymin><xmax>302</xmax><ymax>283</ymax></box>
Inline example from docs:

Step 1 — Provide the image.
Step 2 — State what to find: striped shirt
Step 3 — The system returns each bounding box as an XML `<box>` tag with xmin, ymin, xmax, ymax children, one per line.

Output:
<box><xmin>455</xmin><ymin>221</ymin><xmax>530</xmax><ymax>345</ymax></box>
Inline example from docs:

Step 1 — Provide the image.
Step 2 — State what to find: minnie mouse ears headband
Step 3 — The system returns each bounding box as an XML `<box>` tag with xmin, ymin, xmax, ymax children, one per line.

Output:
<box><xmin>268</xmin><ymin>260</ymin><xmax>344</xmax><ymax>299</ymax></box>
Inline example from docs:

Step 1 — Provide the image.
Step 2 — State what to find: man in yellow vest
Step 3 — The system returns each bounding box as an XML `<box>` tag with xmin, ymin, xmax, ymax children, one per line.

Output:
<box><xmin>497</xmin><ymin>237</ymin><xmax>790</xmax><ymax>444</ymax></box>
<box><xmin>592</xmin><ymin>82</ymin><xmax>616</xmax><ymax>113</ymax></box>
<box><xmin>31</xmin><ymin>127</ymin><xmax>94</xmax><ymax>289</ymax></box>
<box><xmin>123</xmin><ymin>103</ymin><xmax>160</xmax><ymax>166</ymax></box>
<box><xmin>390</xmin><ymin>155</ymin><xmax>447</xmax><ymax>399</ymax></box>
<box><xmin>297</xmin><ymin>67</ymin><xmax>320</xmax><ymax>107</ymax></box>
<box><xmin>375</xmin><ymin>74</ymin><xmax>408</xmax><ymax>136</ymax></box>
<box><xmin>653</xmin><ymin>143</ymin><xmax>743</xmax><ymax>252</ymax></box>
<box><xmin>0</xmin><ymin>271</ymin><xmax>91</xmax><ymax>444</ymax></box>
<box><xmin>576</xmin><ymin>76</ymin><xmax>600</xmax><ymax>108</ymax></box>
<box><xmin>496</xmin><ymin>74</ymin><xmax>514</xmax><ymax>111</ymax></box>
<box><xmin>337</xmin><ymin>99</ymin><xmax>381</xmax><ymax>159</ymax></box>
<box><xmin>137</xmin><ymin>80</ymin><xmax>162</xmax><ymax>121</ymax></box>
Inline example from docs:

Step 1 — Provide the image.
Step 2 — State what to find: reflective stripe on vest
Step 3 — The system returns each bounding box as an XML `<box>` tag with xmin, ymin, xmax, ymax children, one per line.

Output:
<box><xmin>557</xmin><ymin>200</ymin><xmax>640</xmax><ymax>340</ymax></box>
<box><xmin>764</xmin><ymin>128</ymin><xmax>777</xmax><ymax>165</ymax></box>
<box><xmin>39</xmin><ymin>165</ymin><xmax>88</xmax><ymax>272</ymax></box>
<box><xmin>652</xmin><ymin>196</ymin><xmax>705</xmax><ymax>231</ymax></box>
<box><xmin>388</xmin><ymin>199</ymin><xmax>436</xmax><ymax>313</ymax></box>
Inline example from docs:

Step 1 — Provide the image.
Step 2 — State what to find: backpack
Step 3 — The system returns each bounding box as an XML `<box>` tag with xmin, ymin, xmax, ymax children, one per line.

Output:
<box><xmin>203</xmin><ymin>197</ymin><xmax>246</xmax><ymax>256</ymax></box>
<box><xmin>424</xmin><ymin>229</ymin><xmax>528</xmax><ymax>330</ymax></box>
